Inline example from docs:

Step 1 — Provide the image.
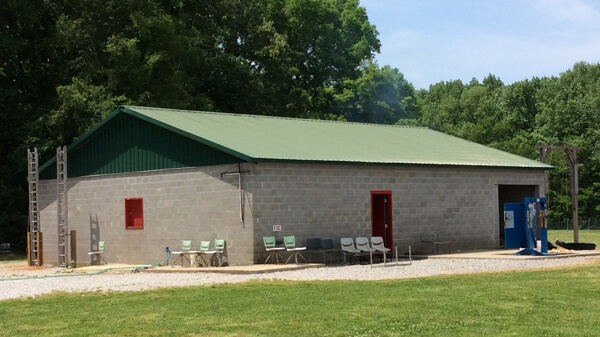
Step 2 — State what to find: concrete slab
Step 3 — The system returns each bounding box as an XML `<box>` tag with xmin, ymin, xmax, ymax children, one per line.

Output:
<box><xmin>71</xmin><ymin>249</ymin><xmax>600</xmax><ymax>274</ymax></box>
<box><xmin>424</xmin><ymin>249</ymin><xmax>600</xmax><ymax>260</ymax></box>
<box><xmin>149</xmin><ymin>263</ymin><xmax>325</xmax><ymax>274</ymax></box>
<box><xmin>73</xmin><ymin>264</ymin><xmax>144</xmax><ymax>274</ymax></box>
<box><xmin>74</xmin><ymin>263</ymin><xmax>325</xmax><ymax>275</ymax></box>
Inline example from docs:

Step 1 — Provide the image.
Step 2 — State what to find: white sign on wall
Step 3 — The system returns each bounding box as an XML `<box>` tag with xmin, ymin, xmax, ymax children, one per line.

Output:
<box><xmin>273</xmin><ymin>225</ymin><xmax>282</xmax><ymax>231</ymax></box>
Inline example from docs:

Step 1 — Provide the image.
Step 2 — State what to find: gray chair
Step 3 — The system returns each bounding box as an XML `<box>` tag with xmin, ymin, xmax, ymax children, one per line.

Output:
<box><xmin>371</xmin><ymin>236</ymin><xmax>391</xmax><ymax>253</ymax></box>
<box><xmin>421</xmin><ymin>233</ymin><xmax>450</xmax><ymax>254</ymax></box>
<box><xmin>358</xmin><ymin>236</ymin><xmax>384</xmax><ymax>262</ymax></box>
<box><xmin>355</xmin><ymin>237</ymin><xmax>372</xmax><ymax>253</ymax></box>
<box><xmin>340</xmin><ymin>238</ymin><xmax>363</xmax><ymax>264</ymax></box>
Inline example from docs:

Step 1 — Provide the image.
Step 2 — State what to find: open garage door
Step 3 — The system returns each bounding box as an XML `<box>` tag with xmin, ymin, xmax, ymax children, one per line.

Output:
<box><xmin>498</xmin><ymin>185</ymin><xmax>538</xmax><ymax>247</ymax></box>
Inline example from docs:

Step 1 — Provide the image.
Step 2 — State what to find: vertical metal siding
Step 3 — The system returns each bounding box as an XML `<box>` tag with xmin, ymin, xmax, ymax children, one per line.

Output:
<box><xmin>40</xmin><ymin>113</ymin><xmax>242</xmax><ymax>179</ymax></box>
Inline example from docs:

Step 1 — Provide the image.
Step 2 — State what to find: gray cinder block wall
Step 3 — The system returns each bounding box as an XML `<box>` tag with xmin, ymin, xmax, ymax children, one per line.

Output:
<box><xmin>38</xmin><ymin>164</ymin><xmax>255</xmax><ymax>266</ymax></box>
<box><xmin>38</xmin><ymin>162</ymin><xmax>545</xmax><ymax>266</ymax></box>
<box><xmin>249</xmin><ymin>163</ymin><xmax>545</xmax><ymax>261</ymax></box>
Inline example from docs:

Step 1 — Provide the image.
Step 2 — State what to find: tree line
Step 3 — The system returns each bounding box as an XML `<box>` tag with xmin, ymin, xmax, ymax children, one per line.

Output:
<box><xmin>415</xmin><ymin>64</ymin><xmax>600</xmax><ymax>224</ymax></box>
<box><xmin>1</xmin><ymin>0</ymin><xmax>598</xmax><ymax>249</ymax></box>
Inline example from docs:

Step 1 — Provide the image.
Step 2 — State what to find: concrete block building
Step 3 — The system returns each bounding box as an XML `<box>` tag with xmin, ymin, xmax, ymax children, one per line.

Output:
<box><xmin>36</xmin><ymin>106</ymin><xmax>551</xmax><ymax>266</ymax></box>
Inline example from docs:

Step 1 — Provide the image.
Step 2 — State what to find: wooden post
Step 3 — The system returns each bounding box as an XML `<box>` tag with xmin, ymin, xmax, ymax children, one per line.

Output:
<box><xmin>536</xmin><ymin>144</ymin><xmax>579</xmax><ymax>243</ymax></box>
<box><xmin>37</xmin><ymin>232</ymin><xmax>43</xmax><ymax>266</ymax></box>
<box><xmin>537</xmin><ymin>145</ymin><xmax>552</xmax><ymax>201</ymax></box>
<box><xmin>70</xmin><ymin>230</ymin><xmax>77</xmax><ymax>265</ymax></box>
<box><xmin>565</xmin><ymin>147</ymin><xmax>579</xmax><ymax>243</ymax></box>
<box><xmin>27</xmin><ymin>231</ymin><xmax>31</xmax><ymax>266</ymax></box>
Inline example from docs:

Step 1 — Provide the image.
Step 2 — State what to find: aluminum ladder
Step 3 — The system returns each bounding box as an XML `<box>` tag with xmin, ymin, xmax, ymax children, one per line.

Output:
<box><xmin>27</xmin><ymin>148</ymin><xmax>40</xmax><ymax>266</ymax></box>
<box><xmin>56</xmin><ymin>146</ymin><xmax>69</xmax><ymax>268</ymax></box>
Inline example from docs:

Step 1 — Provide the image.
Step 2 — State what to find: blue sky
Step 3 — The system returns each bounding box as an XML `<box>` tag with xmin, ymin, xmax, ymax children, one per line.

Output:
<box><xmin>360</xmin><ymin>0</ymin><xmax>600</xmax><ymax>89</ymax></box>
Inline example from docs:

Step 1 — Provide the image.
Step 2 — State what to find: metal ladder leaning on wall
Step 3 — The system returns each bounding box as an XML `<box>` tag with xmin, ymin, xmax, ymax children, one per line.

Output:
<box><xmin>27</xmin><ymin>148</ymin><xmax>40</xmax><ymax>266</ymax></box>
<box><xmin>56</xmin><ymin>146</ymin><xmax>69</xmax><ymax>268</ymax></box>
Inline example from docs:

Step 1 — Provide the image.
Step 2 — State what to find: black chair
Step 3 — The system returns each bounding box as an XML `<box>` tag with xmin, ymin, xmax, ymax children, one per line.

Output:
<box><xmin>307</xmin><ymin>238</ymin><xmax>322</xmax><ymax>263</ymax></box>
<box><xmin>308</xmin><ymin>238</ymin><xmax>340</xmax><ymax>264</ymax></box>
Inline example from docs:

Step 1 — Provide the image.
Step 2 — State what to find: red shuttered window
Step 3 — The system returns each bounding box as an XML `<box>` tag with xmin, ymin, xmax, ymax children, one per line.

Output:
<box><xmin>125</xmin><ymin>198</ymin><xmax>144</xmax><ymax>229</ymax></box>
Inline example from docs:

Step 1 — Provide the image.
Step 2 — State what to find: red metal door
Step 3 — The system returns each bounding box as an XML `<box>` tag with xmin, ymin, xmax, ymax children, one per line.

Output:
<box><xmin>371</xmin><ymin>191</ymin><xmax>393</xmax><ymax>249</ymax></box>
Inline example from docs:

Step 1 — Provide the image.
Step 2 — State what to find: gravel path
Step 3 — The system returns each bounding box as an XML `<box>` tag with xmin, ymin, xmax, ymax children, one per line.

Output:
<box><xmin>1</xmin><ymin>256</ymin><xmax>597</xmax><ymax>301</ymax></box>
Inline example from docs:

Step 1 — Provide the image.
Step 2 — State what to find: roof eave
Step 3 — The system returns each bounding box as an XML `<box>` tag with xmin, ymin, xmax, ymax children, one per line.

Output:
<box><xmin>252</xmin><ymin>158</ymin><xmax>554</xmax><ymax>170</ymax></box>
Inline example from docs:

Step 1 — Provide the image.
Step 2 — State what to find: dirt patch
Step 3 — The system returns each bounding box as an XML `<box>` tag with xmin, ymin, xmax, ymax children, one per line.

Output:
<box><xmin>0</xmin><ymin>262</ymin><xmax>61</xmax><ymax>278</ymax></box>
<box><xmin>1</xmin><ymin>264</ymin><xmax>45</xmax><ymax>272</ymax></box>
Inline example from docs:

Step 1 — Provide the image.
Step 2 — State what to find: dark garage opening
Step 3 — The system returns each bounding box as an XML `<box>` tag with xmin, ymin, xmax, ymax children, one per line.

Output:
<box><xmin>498</xmin><ymin>185</ymin><xmax>539</xmax><ymax>247</ymax></box>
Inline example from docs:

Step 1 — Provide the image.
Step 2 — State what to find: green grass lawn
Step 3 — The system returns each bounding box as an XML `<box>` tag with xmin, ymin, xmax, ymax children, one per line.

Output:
<box><xmin>548</xmin><ymin>229</ymin><xmax>600</xmax><ymax>248</ymax></box>
<box><xmin>1</xmin><ymin>260</ymin><xmax>600</xmax><ymax>336</ymax></box>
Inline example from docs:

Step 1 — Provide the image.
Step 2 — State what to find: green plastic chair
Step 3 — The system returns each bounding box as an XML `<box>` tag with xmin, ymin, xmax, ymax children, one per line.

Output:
<box><xmin>263</xmin><ymin>236</ymin><xmax>285</xmax><ymax>264</ymax></box>
<box><xmin>172</xmin><ymin>240</ymin><xmax>192</xmax><ymax>266</ymax></box>
<box><xmin>283</xmin><ymin>236</ymin><xmax>307</xmax><ymax>264</ymax></box>
<box><xmin>199</xmin><ymin>240</ymin><xmax>213</xmax><ymax>252</ymax></box>
<box><xmin>197</xmin><ymin>240</ymin><xmax>216</xmax><ymax>266</ymax></box>
<box><xmin>214</xmin><ymin>239</ymin><xmax>226</xmax><ymax>266</ymax></box>
<box><xmin>88</xmin><ymin>241</ymin><xmax>107</xmax><ymax>265</ymax></box>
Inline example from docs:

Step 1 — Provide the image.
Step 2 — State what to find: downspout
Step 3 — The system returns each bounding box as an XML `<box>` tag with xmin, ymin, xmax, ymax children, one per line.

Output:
<box><xmin>221</xmin><ymin>163</ymin><xmax>250</xmax><ymax>223</ymax></box>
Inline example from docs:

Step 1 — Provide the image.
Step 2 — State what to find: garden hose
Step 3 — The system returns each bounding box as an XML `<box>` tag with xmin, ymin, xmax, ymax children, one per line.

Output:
<box><xmin>0</xmin><ymin>252</ymin><xmax>171</xmax><ymax>282</ymax></box>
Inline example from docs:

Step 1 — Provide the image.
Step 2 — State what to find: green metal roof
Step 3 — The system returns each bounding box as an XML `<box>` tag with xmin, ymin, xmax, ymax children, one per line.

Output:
<box><xmin>114</xmin><ymin>106</ymin><xmax>552</xmax><ymax>169</ymax></box>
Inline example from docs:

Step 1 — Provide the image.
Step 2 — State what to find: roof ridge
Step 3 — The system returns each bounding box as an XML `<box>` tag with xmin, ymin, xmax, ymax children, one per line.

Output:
<box><xmin>123</xmin><ymin>105</ymin><xmax>426</xmax><ymax>130</ymax></box>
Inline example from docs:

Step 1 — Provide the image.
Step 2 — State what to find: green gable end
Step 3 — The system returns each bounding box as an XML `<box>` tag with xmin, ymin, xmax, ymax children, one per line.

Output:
<box><xmin>39</xmin><ymin>111</ymin><xmax>244</xmax><ymax>179</ymax></box>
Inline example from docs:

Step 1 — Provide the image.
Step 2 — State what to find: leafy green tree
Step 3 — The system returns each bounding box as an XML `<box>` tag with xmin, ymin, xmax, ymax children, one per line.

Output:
<box><xmin>416</xmin><ymin>63</ymin><xmax>600</xmax><ymax>221</ymax></box>
<box><xmin>534</xmin><ymin>63</ymin><xmax>600</xmax><ymax>220</ymax></box>
<box><xmin>334</xmin><ymin>63</ymin><xmax>417</xmax><ymax>124</ymax></box>
<box><xmin>0</xmin><ymin>0</ymin><xmax>380</xmax><ymax>249</ymax></box>
<box><xmin>43</xmin><ymin>0</ymin><xmax>379</xmax><ymax>120</ymax></box>
<box><xmin>418</xmin><ymin>79</ymin><xmax>465</xmax><ymax>134</ymax></box>
<box><xmin>47</xmin><ymin>78</ymin><xmax>129</xmax><ymax>147</ymax></box>
<box><xmin>0</xmin><ymin>0</ymin><xmax>60</xmax><ymax>248</ymax></box>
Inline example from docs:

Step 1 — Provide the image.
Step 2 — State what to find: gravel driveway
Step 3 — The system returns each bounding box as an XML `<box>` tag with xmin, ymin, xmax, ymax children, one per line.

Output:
<box><xmin>1</xmin><ymin>256</ymin><xmax>597</xmax><ymax>301</ymax></box>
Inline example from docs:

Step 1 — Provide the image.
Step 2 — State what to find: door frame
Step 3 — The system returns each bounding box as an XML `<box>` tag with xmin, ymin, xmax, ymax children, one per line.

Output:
<box><xmin>497</xmin><ymin>185</ymin><xmax>538</xmax><ymax>247</ymax></box>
